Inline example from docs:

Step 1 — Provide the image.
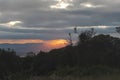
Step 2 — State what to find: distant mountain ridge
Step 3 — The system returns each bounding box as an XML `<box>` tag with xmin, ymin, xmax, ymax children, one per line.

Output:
<box><xmin>0</xmin><ymin>43</ymin><xmax>43</xmax><ymax>56</ymax></box>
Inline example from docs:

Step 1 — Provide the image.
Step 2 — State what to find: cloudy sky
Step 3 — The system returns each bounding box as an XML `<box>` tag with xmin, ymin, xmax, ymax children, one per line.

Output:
<box><xmin>0</xmin><ymin>0</ymin><xmax>120</xmax><ymax>54</ymax></box>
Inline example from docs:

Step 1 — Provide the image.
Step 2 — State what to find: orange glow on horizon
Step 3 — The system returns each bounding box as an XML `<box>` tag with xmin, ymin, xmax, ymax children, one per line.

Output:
<box><xmin>42</xmin><ymin>39</ymin><xmax>68</xmax><ymax>51</ymax></box>
<box><xmin>0</xmin><ymin>39</ymin><xmax>44</xmax><ymax>44</ymax></box>
<box><xmin>45</xmin><ymin>39</ymin><xmax>68</xmax><ymax>47</ymax></box>
<box><xmin>0</xmin><ymin>39</ymin><xmax>68</xmax><ymax>51</ymax></box>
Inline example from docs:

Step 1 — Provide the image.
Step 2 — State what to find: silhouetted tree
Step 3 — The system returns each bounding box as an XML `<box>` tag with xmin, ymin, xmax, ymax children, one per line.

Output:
<box><xmin>116</xmin><ymin>27</ymin><xmax>120</xmax><ymax>33</ymax></box>
<box><xmin>78</xmin><ymin>28</ymin><xmax>95</xmax><ymax>44</ymax></box>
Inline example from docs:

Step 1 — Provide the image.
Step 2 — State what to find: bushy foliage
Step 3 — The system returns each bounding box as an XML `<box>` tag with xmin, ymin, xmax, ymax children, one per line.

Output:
<box><xmin>1</xmin><ymin>33</ymin><xmax>120</xmax><ymax>79</ymax></box>
<box><xmin>0</xmin><ymin>49</ymin><xmax>21</xmax><ymax>79</ymax></box>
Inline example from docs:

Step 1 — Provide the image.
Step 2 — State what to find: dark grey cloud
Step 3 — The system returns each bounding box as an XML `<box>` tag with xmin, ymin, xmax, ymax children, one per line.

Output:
<box><xmin>0</xmin><ymin>0</ymin><xmax>120</xmax><ymax>40</ymax></box>
<box><xmin>0</xmin><ymin>26</ymin><xmax>67</xmax><ymax>39</ymax></box>
<box><xmin>0</xmin><ymin>0</ymin><xmax>120</xmax><ymax>54</ymax></box>
<box><xmin>0</xmin><ymin>0</ymin><xmax>119</xmax><ymax>27</ymax></box>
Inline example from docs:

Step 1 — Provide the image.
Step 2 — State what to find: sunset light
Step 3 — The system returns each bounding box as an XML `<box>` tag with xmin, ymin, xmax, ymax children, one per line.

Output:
<box><xmin>0</xmin><ymin>39</ymin><xmax>68</xmax><ymax>51</ymax></box>
<box><xmin>42</xmin><ymin>39</ymin><xmax>68</xmax><ymax>51</ymax></box>
<box><xmin>45</xmin><ymin>39</ymin><xmax>68</xmax><ymax>47</ymax></box>
<box><xmin>0</xmin><ymin>39</ymin><xmax>44</xmax><ymax>44</ymax></box>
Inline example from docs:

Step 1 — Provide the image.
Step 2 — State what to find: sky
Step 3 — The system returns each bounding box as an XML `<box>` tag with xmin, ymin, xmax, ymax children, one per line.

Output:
<box><xmin>0</xmin><ymin>0</ymin><xmax>120</xmax><ymax>54</ymax></box>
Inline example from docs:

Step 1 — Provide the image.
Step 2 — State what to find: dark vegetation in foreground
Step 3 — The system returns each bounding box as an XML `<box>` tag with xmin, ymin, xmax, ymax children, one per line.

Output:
<box><xmin>1</xmin><ymin>29</ymin><xmax>120</xmax><ymax>80</ymax></box>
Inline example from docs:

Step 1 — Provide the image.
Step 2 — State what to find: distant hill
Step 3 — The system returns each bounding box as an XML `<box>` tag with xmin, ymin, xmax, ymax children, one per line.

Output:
<box><xmin>0</xmin><ymin>43</ymin><xmax>42</xmax><ymax>56</ymax></box>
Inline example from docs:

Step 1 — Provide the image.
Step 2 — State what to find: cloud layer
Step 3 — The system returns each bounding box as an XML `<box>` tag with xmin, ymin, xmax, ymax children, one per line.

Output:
<box><xmin>0</xmin><ymin>0</ymin><xmax>120</xmax><ymax>53</ymax></box>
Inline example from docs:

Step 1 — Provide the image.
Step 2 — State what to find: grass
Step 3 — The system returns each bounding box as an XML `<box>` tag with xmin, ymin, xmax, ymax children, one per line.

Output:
<box><xmin>10</xmin><ymin>65</ymin><xmax>120</xmax><ymax>80</ymax></box>
<box><xmin>28</xmin><ymin>74</ymin><xmax>120</xmax><ymax>80</ymax></box>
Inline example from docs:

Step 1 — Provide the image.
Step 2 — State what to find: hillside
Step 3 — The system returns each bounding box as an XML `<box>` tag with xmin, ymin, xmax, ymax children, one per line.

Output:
<box><xmin>1</xmin><ymin>32</ymin><xmax>120</xmax><ymax>80</ymax></box>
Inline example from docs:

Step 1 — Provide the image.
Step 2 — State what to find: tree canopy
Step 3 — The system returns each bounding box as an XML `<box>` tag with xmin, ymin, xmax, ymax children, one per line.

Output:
<box><xmin>0</xmin><ymin>32</ymin><xmax>120</xmax><ymax>79</ymax></box>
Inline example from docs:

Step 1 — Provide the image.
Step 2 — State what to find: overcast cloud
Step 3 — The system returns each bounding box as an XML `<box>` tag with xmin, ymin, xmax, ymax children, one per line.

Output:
<box><xmin>0</xmin><ymin>0</ymin><xmax>120</xmax><ymax>40</ymax></box>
